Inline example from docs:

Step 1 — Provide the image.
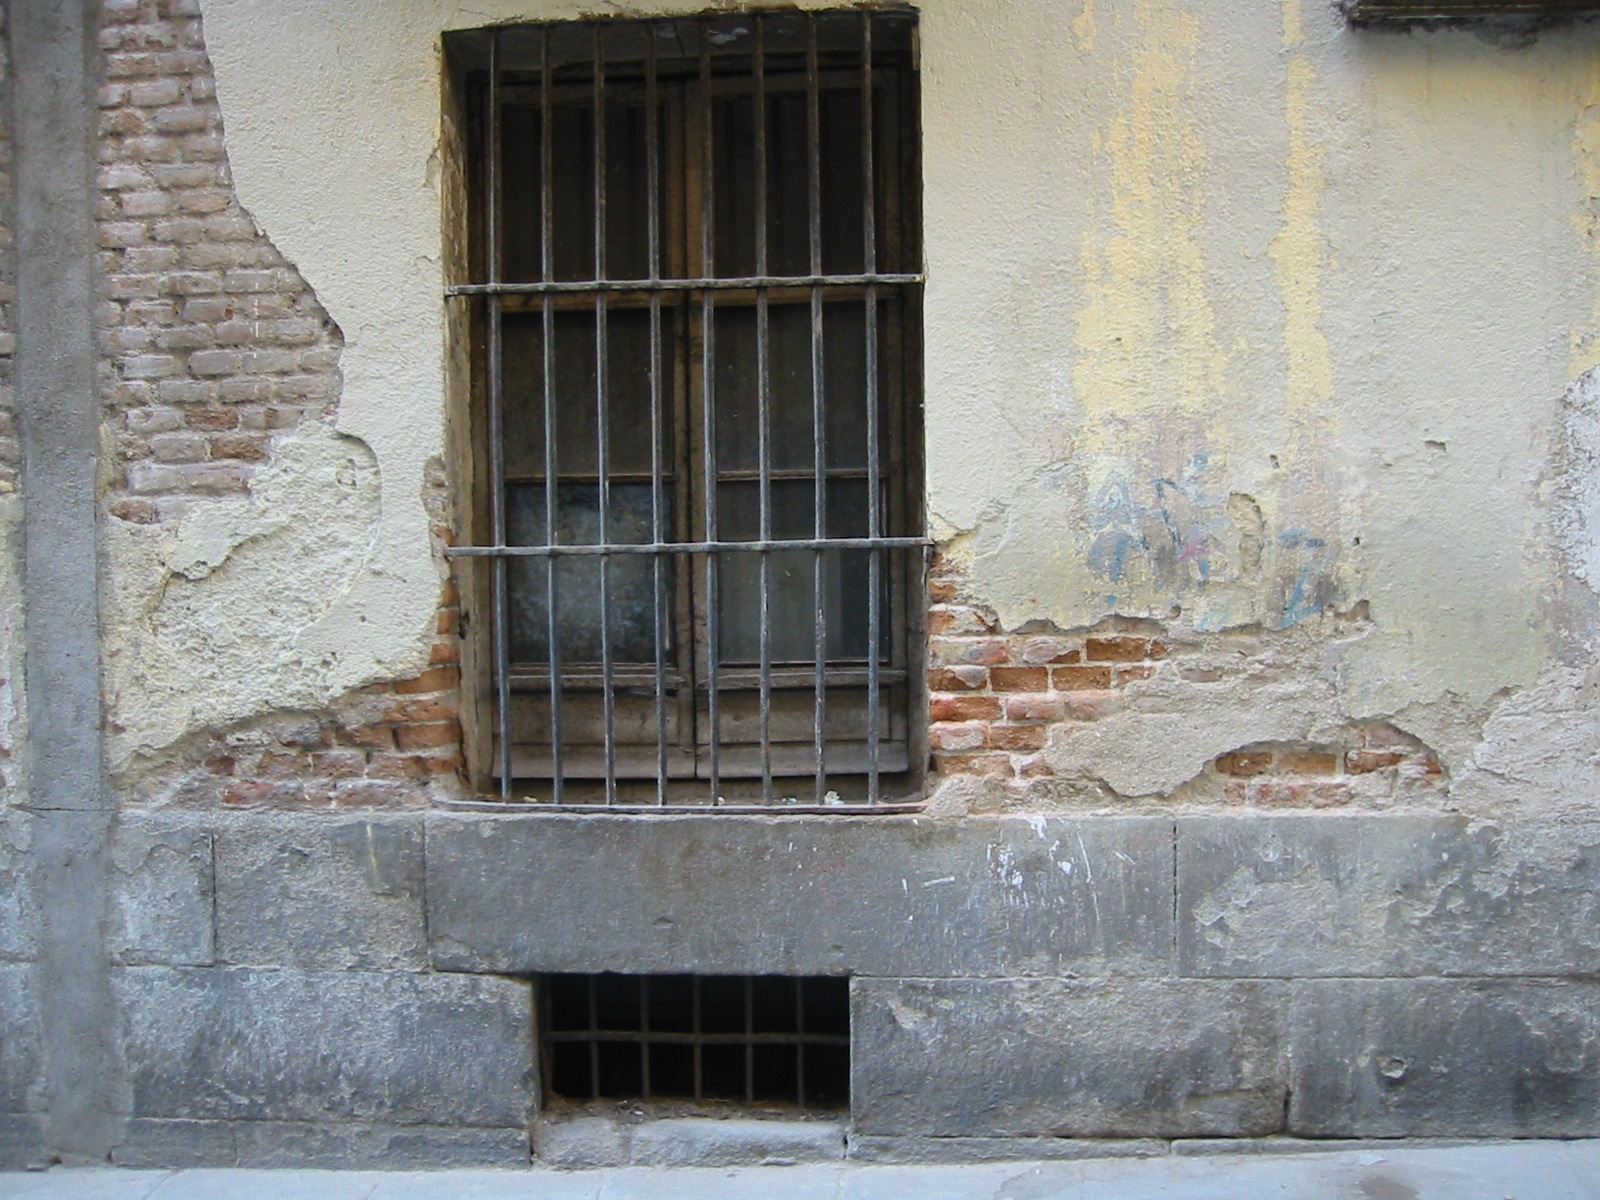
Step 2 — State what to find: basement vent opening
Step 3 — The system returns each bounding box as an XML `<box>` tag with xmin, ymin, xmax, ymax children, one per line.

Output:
<box><xmin>541</xmin><ymin>973</ymin><xmax>850</xmax><ymax>1112</ymax></box>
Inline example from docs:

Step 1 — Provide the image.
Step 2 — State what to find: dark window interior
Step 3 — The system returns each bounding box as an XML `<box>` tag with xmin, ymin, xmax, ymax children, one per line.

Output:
<box><xmin>542</xmin><ymin>973</ymin><xmax>850</xmax><ymax>1111</ymax></box>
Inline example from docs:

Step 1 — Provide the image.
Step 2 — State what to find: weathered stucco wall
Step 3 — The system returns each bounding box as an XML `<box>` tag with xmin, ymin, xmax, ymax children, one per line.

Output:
<box><xmin>0</xmin><ymin>3</ymin><xmax>22</xmax><ymax>812</ymax></box>
<box><xmin>169</xmin><ymin>0</ymin><xmax>1600</xmax><ymax>813</ymax></box>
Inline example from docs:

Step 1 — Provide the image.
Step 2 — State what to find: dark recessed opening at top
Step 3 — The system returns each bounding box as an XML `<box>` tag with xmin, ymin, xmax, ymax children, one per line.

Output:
<box><xmin>541</xmin><ymin>973</ymin><xmax>850</xmax><ymax>1112</ymax></box>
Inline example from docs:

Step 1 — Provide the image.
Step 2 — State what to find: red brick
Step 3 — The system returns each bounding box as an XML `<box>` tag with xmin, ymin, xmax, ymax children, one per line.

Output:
<box><xmin>928</xmin><ymin>666</ymin><xmax>986</xmax><ymax>692</ymax></box>
<box><xmin>1114</xmin><ymin>664</ymin><xmax>1156</xmax><ymax>686</ymax></box>
<box><xmin>222</xmin><ymin>780</ymin><xmax>274</xmax><ymax>807</ymax></box>
<box><xmin>1005</xmin><ymin>694</ymin><xmax>1065</xmax><ymax>723</ymax></box>
<box><xmin>989</xmin><ymin>666</ymin><xmax>1048</xmax><ymax>692</ymax></box>
<box><xmin>930</xmin><ymin>637</ymin><xmax>1009</xmax><ymax>668</ymax></box>
<box><xmin>1019</xmin><ymin>637</ymin><xmax>1081</xmax><ymax>665</ymax></box>
<box><xmin>1279</xmin><ymin>749</ymin><xmax>1339</xmax><ymax>776</ymax></box>
<box><xmin>390</xmin><ymin>665</ymin><xmax>460</xmax><ymax>695</ymax></box>
<box><xmin>1018</xmin><ymin>757</ymin><xmax>1056</xmax><ymax>779</ymax></box>
<box><xmin>310</xmin><ymin>749</ymin><xmax>366</xmax><ymax>779</ymax></box>
<box><xmin>1086</xmin><ymin>636</ymin><xmax>1149</xmax><ymax>662</ymax></box>
<box><xmin>929</xmin><ymin>578</ymin><xmax>959</xmax><ymax>604</ymax></box>
<box><xmin>256</xmin><ymin>751</ymin><xmax>309</xmax><ymax>778</ymax></box>
<box><xmin>989</xmin><ymin>725</ymin><xmax>1048</xmax><ymax>752</ymax></box>
<box><xmin>928</xmin><ymin>606</ymin><xmax>997</xmax><ymax>636</ymax></box>
<box><xmin>1051</xmin><ymin>665</ymin><xmax>1113</xmax><ymax>691</ymax></box>
<box><xmin>1347</xmin><ymin>750</ymin><xmax>1403</xmax><ymax>774</ymax></box>
<box><xmin>429</xmin><ymin>638</ymin><xmax>462</xmax><ymax>665</ymax></box>
<box><xmin>1062</xmin><ymin>690</ymin><xmax>1122</xmax><ymax>722</ymax></box>
<box><xmin>396</xmin><ymin>721</ymin><xmax>460</xmax><ymax>751</ymax></box>
<box><xmin>436</xmin><ymin>608</ymin><xmax>459</xmax><ymax>636</ymax></box>
<box><xmin>336</xmin><ymin>725</ymin><xmax>395</xmax><ymax>751</ymax></box>
<box><xmin>929</xmin><ymin>722</ymin><xmax>987</xmax><ymax>753</ymax></box>
<box><xmin>929</xmin><ymin>695</ymin><xmax>1002</xmax><ymax>723</ymax></box>
<box><xmin>366</xmin><ymin>752</ymin><xmax>430</xmax><ymax>780</ymax></box>
<box><xmin>1216</xmin><ymin>750</ymin><xmax>1272</xmax><ymax>777</ymax></box>
<box><xmin>935</xmin><ymin>753</ymin><xmax>1015</xmax><ymax>779</ymax></box>
<box><xmin>1251</xmin><ymin>781</ymin><xmax>1353</xmax><ymax>809</ymax></box>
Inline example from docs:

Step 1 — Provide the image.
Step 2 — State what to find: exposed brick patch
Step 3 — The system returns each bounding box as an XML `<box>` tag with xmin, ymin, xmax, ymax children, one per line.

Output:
<box><xmin>927</xmin><ymin>552</ymin><xmax>1443</xmax><ymax>807</ymax></box>
<box><xmin>98</xmin><ymin>2</ymin><xmax>466</xmax><ymax>809</ymax></box>
<box><xmin>926</xmin><ymin>553</ymin><xmax>1173</xmax><ymax>784</ymax></box>
<box><xmin>1207</xmin><ymin>726</ymin><xmax>1443</xmax><ymax>809</ymax></box>
<box><xmin>98</xmin><ymin>0</ymin><xmax>341</xmax><ymax>522</ymax></box>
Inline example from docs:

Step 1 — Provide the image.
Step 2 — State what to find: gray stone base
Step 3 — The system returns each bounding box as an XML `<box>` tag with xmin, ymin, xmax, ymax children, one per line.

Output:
<box><xmin>114</xmin><ymin>1119</ymin><xmax>529</xmax><ymax>1169</ymax></box>
<box><xmin>533</xmin><ymin>1117</ymin><xmax>845</xmax><ymax>1168</ymax></box>
<box><xmin>845</xmin><ymin>1135</ymin><xmax>1167</xmax><ymax>1163</ymax></box>
<box><xmin>0</xmin><ymin>1114</ymin><xmax>47</xmax><ymax>1170</ymax></box>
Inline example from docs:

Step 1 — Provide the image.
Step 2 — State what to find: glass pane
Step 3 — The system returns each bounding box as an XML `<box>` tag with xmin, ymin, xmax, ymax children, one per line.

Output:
<box><xmin>508</xmin><ymin>483</ymin><xmax>670</xmax><ymax>664</ymax></box>
<box><xmin>711</xmin><ymin>302</ymin><xmax>882</xmax><ymax>473</ymax></box>
<box><xmin>501</xmin><ymin>95</ymin><xmax>665</xmax><ymax>284</ymax></box>
<box><xmin>713</xmin><ymin>86</ymin><xmax>875</xmax><ymax>279</ymax></box>
<box><xmin>502</xmin><ymin>308</ymin><xmax>675</xmax><ymax>481</ymax></box>
<box><xmin>714</xmin><ymin>479</ymin><xmax>881</xmax><ymax>663</ymax></box>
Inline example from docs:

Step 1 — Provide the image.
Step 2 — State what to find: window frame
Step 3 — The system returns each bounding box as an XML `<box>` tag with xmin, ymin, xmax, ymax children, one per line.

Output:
<box><xmin>443</xmin><ymin>11</ymin><xmax>928</xmax><ymax>811</ymax></box>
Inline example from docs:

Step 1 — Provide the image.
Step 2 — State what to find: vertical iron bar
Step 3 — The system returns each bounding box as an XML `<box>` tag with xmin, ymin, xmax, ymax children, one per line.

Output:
<box><xmin>861</xmin><ymin>13</ymin><xmax>882</xmax><ymax>803</ymax></box>
<box><xmin>701</xmin><ymin>29</ymin><xmax>721</xmax><ymax>805</ymax></box>
<box><xmin>646</xmin><ymin>25</ymin><xmax>669</xmax><ymax>805</ymax></box>
<box><xmin>487</xmin><ymin>29</ymin><xmax>513</xmax><ymax>800</ymax></box>
<box><xmin>541</xmin><ymin>26</ymin><xmax>564</xmax><ymax>802</ymax></box>
<box><xmin>806</xmin><ymin>15</ymin><xmax>827</xmax><ymax>806</ymax></box>
<box><xmin>692</xmin><ymin>975</ymin><xmax>704</xmax><ymax>1101</ymax></box>
<box><xmin>640</xmin><ymin>976</ymin><xmax>651</xmax><ymax>1100</ymax></box>
<box><xmin>754</xmin><ymin>16</ymin><xmax>773</xmax><ymax>804</ymax></box>
<box><xmin>743</xmin><ymin>976</ymin><xmax>754</xmax><ymax>1105</ymax></box>
<box><xmin>594</xmin><ymin>26</ymin><xmax>618</xmax><ymax>804</ymax></box>
<box><xmin>588</xmin><ymin>975</ymin><xmax>600</xmax><ymax>1102</ymax></box>
<box><xmin>795</xmin><ymin>977</ymin><xmax>807</xmax><ymax>1108</ymax></box>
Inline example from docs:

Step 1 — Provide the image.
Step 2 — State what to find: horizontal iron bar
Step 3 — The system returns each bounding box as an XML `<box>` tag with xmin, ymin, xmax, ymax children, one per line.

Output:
<box><xmin>446</xmin><ymin>536</ymin><xmax>930</xmax><ymax>558</ymax></box>
<box><xmin>447</xmin><ymin>272</ymin><xmax>923</xmax><ymax>296</ymax></box>
<box><xmin>439</xmin><ymin>799</ymin><xmax>925</xmax><ymax>815</ymax></box>
<box><xmin>547</xmin><ymin>1030</ymin><xmax>850</xmax><ymax>1046</ymax></box>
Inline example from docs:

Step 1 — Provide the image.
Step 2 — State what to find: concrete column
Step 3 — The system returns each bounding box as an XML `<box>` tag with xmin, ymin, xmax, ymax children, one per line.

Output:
<box><xmin>10</xmin><ymin>0</ymin><xmax>123</xmax><ymax>1160</ymax></box>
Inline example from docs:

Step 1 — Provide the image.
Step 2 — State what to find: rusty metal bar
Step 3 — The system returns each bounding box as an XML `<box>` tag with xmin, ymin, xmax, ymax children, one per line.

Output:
<box><xmin>448</xmin><ymin>271</ymin><xmax>922</xmax><ymax>295</ymax></box>
<box><xmin>700</xmin><ymin>26</ymin><xmax>721</xmax><ymax>806</ymax></box>
<box><xmin>861</xmin><ymin>11</ymin><xmax>882</xmax><ymax>804</ymax></box>
<box><xmin>447</xmin><ymin>536</ymin><xmax>928</xmax><ymax>558</ymax></box>
<box><xmin>539</xmin><ymin>25</ymin><xmax>565</xmax><ymax>803</ymax></box>
<box><xmin>806</xmin><ymin>13</ymin><xmax>827</xmax><ymax>807</ymax></box>
<box><xmin>594</xmin><ymin>25</ymin><xmax>618</xmax><ymax>805</ymax></box>
<box><xmin>754</xmin><ymin>15</ymin><xmax>774</xmax><ymax>806</ymax></box>
<box><xmin>486</xmin><ymin>28</ymin><xmax>513</xmax><ymax>801</ymax></box>
<box><xmin>646</xmin><ymin>24</ymin><xmax>669</xmax><ymax>808</ymax></box>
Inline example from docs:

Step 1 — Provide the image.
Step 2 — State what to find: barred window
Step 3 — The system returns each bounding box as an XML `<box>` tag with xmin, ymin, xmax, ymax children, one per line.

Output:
<box><xmin>446</xmin><ymin>12</ymin><xmax>925</xmax><ymax>810</ymax></box>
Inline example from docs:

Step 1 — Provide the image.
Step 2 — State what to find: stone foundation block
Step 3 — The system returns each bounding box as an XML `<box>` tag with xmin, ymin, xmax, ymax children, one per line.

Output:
<box><xmin>0</xmin><ymin>1114</ymin><xmax>47</xmax><ymax>1171</ymax></box>
<box><xmin>215</xmin><ymin>815</ymin><xmax>426</xmax><ymax>970</ymax></box>
<box><xmin>0</xmin><ymin>813</ymin><xmax>36</xmax><ymax>963</ymax></box>
<box><xmin>851</xmin><ymin>977</ymin><xmax>1287</xmax><ymax>1138</ymax></box>
<box><xmin>114</xmin><ymin>967</ymin><xmax>532</xmax><ymax>1129</ymax></box>
<box><xmin>0</xmin><ymin>965</ymin><xmax>39</xmax><ymax>1117</ymax></box>
<box><xmin>109</xmin><ymin>813</ymin><xmax>214</xmax><ymax>966</ymax></box>
<box><xmin>426</xmin><ymin>814</ymin><xmax>1174</xmax><ymax>977</ymax></box>
<box><xmin>1288</xmin><ymin>978</ymin><xmax>1600</xmax><ymax>1137</ymax></box>
<box><xmin>844</xmin><ymin>1135</ymin><xmax>1167</xmax><ymax>1163</ymax></box>
<box><xmin>533</xmin><ymin>1116</ymin><xmax>844</xmax><ymax>1168</ymax></box>
<box><xmin>1178</xmin><ymin>816</ymin><xmax>1600</xmax><ymax>978</ymax></box>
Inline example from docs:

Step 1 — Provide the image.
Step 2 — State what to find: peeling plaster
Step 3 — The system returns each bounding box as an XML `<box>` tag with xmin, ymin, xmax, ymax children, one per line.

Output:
<box><xmin>105</xmin><ymin>424</ymin><xmax>381</xmax><ymax>769</ymax></box>
<box><xmin>186</xmin><ymin>0</ymin><xmax>1600</xmax><ymax>806</ymax></box>
<box><xmin>0</xmin><ymin>498</ymin><xmax>23</xmax><ymax>806</ymax></box>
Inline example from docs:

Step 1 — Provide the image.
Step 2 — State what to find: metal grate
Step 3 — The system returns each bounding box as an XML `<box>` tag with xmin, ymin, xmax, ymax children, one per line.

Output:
<box><xmin>541</xmin><ymin>973</ymin><xmax>850</xmax><ymax>1111</ymax></box>
<box><xmin>444</xmin><ymin>12</ymin><xmax>925</xmax><ymax>811</ymax></box>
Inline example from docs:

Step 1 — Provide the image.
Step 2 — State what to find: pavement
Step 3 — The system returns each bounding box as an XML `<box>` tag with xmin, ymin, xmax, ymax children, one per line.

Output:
<box><xmin>2</xmin><ymin>1142</ymin><xmax>1599</xmax><ymax>1200</ymax></box>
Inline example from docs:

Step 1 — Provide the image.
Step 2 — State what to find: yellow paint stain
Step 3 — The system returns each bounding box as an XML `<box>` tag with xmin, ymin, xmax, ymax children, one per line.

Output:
<box><xmin>1270</xmin><ymin>56</ymin><xmax>1332</xmax><ymax>413</ymax></box>
<box><xmin>1572</xmin><ymin>57</ymin><xmax>1600</xmax><ymax>378</ymax></box>
<box><xmin>1072</xmin><ymin>0</ymin><xmax>1097</xmax><ymax>53</ymax></box>
<box><xmin>1282</xmin><ymin>0</ymin><xmax>1304</xmax><ymax>47</ymax></box>
<box><xmin>1073</xmin><ymin>0</ymin><xmax>1226</xmax><ymax>440</ymax></box>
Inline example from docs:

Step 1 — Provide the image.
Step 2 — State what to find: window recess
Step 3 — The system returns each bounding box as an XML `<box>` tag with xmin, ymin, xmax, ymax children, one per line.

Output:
<box><xmin>445</xmin><ymin>12</ymin><xmax>926</xmax><ymax>810</ymax></box>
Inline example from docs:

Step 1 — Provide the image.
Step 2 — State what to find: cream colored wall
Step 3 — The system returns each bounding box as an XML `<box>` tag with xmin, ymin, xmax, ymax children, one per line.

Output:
<box><xmin>156</xmin><ymin>0</ymin><xmax>1600</xmax><ymax>807</ymax></box>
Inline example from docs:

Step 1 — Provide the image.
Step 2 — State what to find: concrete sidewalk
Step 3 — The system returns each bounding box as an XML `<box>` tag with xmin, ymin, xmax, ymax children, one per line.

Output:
<box><xmin>2</xmin><ymin>1142</ymin><xmax>1598</xmax><ymax>1199</ymax></box>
